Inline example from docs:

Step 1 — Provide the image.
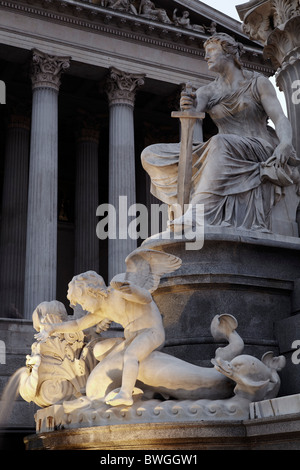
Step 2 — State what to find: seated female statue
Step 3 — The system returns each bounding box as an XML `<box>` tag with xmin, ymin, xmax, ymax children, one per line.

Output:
<box><xmin>141</xmin><ymin>33</ymin><xmax>299</xmax><ymax>233</ymax></box>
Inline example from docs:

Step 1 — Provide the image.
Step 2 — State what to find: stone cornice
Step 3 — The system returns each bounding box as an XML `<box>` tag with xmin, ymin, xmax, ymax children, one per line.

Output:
<box><xmin>0</xmin><ymin>0</ymin><xmax>207</xmax><ymax>55</ymax></box>
<box><xmin>0</xmin><ymin>0</ymin><xmax>274</xmax><ymax>75</ymax></box>
<box><xmin>0</xmin><ymin>1</ymin><xmax>262</xmax><ymax>54</ymax></box>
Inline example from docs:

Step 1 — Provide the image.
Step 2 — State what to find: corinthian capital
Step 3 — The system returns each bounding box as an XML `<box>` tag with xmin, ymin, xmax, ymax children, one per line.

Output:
<box><xmin>30</xmin><ymin>49</ymin><xmax>71</xmax><ymax>91</ymax></box>
<box><xmin>237</xmin><ymin>0</ymin><xmax>300</xmax><ymax>68</ymax></box>
<box><xmin>272</xmin><ymin>0</ymin><xmax>300</xmax><ymax>28</ymax></box>
<box><xmin>105</xmin><ymin>67</ymin><xmax>145</xmax><ymax>106</ymax></box>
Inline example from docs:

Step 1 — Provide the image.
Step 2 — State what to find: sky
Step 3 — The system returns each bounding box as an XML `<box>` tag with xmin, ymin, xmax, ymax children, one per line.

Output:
<box><xmin>200</xmin><ymin>0</ymin><xmax>288</xmax><ymax>116</ymax></box>
<box><xmin>200</xmin><ymin>0</ymin><xmax>240</xmax><ymax>21</ymax></box>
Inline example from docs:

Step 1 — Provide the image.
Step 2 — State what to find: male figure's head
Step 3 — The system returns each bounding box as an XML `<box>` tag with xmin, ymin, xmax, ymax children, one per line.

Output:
<box><xmin>67</xmin><ymin>271</ymin><xmax>108</xmax><ymax>312</ymax></box>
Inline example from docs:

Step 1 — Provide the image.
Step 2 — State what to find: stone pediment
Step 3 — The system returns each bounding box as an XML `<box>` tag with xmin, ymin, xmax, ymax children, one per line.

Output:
<box><xmin>86</xmin><ymin>0</ymin><xmax>261</xmax><ymax>44</ymax></box>
<box><xmin>2</xmin><ymin>0</ymin><xmax>273</xmax><ymax>75</ymax></box>
<box><xmin>87</xmin><ymin>0</ymin><xmax>222</xmax><ymax>36</ymax></box>
<box><xmin>13</xmin><ymin>0</ymin><xmax>258</xmax><ymax>45</ymax></box>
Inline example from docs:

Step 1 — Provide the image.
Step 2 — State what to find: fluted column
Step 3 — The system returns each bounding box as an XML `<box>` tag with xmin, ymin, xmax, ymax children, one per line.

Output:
<box><xmin>0</xmin><ymin>114</ymin><xmax>30</xmax><ymax>318</ymax></box>
<box><xmin>106</xmin><ymin>67</ymin><xmax>145</xmax><ymax>280</ymax></box>
<box><xmin>275</xmin><ymin>46</ymin><xmax>300</xmax><ymax>156</ymax></box>
<box><xmin>24</xmin><ymin>49</ymin><xmax>70</xmax><ymax>319</ymax></box>
<box><xmin>74</xmin><ymin>115</ymin><xmax>100</xmax><ymax>274</ymax></box>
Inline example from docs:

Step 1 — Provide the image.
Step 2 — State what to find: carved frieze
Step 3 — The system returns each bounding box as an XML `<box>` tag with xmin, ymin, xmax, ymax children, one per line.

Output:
<box><xmin>26</xmin><ymin>0</ymin><xmax>218</xmax><ymax>35</ymax></box>
<box><xmin>0</xmin><ymin>0</ymin><xmax>273</xmax><ymax>75</ymax></box>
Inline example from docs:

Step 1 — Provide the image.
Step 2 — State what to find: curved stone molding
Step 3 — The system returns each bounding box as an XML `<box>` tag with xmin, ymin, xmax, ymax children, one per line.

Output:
<box><xmin>31</xmin><ymin>49</ymin><xmax>71</xmax><ymax>91</ymax></box>
<box><xmin>35</xmin><ymin>396</ymin><xmax>251</xmax><ymax>433</ymax></box>
<box><xmin>105</xmin><ymin>66</ymin><xmax>145</xmax><ymax>106</ymax></box>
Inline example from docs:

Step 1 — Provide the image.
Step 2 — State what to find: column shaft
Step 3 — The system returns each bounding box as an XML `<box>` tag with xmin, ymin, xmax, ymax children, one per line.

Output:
<box><xmin>24</xmin><ymin>87</ymin><xmax>58</xmax><ymax>318</ymax></box>
<box><xmin>24</xmin><ymin>49</ymin><xmax>70</xmax><ymax>319</ymax></box>
<box><xmin>75</xmin><ymin>133</ymin><xmax>100</xmax><ymax>274</ymax></box>
<box><xmin>0</xmin><ymin>117</ymin><xmax>30</xmax><ymax>317</ymax></box>
<box><xmin>276</xmin><ymin>60</ymin><xmax>300</xmax><ymax>156</ymax></box>
<box><xmin>106</xmin><ymin>67</ymin><xmax>145</xmax><ymax>280</ymax></box>
<box><xmin>108</xmin><ymin>102</ymin><xmax>136</xmax><ymax>279</ymax></box>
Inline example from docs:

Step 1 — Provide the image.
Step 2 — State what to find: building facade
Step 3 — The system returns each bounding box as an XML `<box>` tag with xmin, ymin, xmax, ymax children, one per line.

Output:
<box><xmin>0</xmin><ymin>0</ymin><xmax>274</xmax><ymax>448</ymax></box>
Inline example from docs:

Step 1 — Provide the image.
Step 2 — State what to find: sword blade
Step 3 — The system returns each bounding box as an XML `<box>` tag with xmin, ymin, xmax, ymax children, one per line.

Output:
<box><xmin>172</xmin><ymin>110</ymin><xmax>205</xmax><ymax>212</ymax></box>
<box><xmin>177</xmin><ymin>117</ymin><xmax>196</xmax><ymax>210</ymax></box>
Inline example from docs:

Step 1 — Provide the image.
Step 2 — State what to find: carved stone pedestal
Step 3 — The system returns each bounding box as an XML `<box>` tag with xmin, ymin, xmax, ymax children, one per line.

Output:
<box><xmin>24</xmin><ymin>420</ymin><xmax>248</xmax><ymax>450</ymax></box>
<box><xmin>21</xmin><ymin>226</ymin><xmax>300</xmax><ymax>451</ymax></box>
<box><xmin>143</xmin><ymin>227</ymin><xmax>300</xmax><ymax>398</ymax></box>
<box><xmin>24</xmin><ymin>412</ymin><xmax>300</xmax><ymax>450</ymax></box>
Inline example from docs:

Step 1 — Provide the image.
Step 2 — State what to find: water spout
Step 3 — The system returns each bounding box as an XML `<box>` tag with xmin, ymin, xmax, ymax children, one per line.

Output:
<box><xmin>0</xmin><ymin>367</ymin><xmax>27</xmax><ymax>427</ymax></box>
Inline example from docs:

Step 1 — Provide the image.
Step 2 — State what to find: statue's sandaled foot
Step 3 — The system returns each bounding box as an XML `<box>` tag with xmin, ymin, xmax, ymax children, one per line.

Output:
<box><xmin>105</xmin><ymin>389</ymin><xmax>134</xmax><ymax>407</ymax></box>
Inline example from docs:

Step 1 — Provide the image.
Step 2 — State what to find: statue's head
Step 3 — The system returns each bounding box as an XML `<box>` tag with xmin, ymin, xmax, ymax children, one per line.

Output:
<box><xmin>204</xmin><ymin>33</ymin><xmax>244</xmax><ymax>70</ymax></box>
<box><xmin>67</xmin><ymin>271</ymin><xmax>108</xmax><ymax>312</ymax></box>
<box><xmin>32</xmin><ymin>300</ymin><xmax>68</xmax><ymax>332</ymax></box>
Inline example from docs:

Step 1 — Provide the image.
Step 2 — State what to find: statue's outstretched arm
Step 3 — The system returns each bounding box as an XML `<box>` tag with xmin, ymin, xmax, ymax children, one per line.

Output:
<box><xmin>34</xmin><ymin>312</ymin><xmax>101</xmax><ymax>342</ymax></box>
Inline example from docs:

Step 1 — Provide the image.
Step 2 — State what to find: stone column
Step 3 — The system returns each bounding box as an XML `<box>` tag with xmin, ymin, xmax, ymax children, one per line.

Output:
<box><xmin>237</xmin><ymin>0</ymin><xmax>300</xmax><ymax>395</ymax></box>
<box><xmin>74</xmin><ymin>114</ymin><xmax>100</xmax><ymax>274</ymax></box>
<box><xmin>273</xmin><ymin>30</ymin><xmax>300</xmax><ymax>156</ymax></box>
<box><xmin>0</xmin><ymin>113</ymin><xmax>30</xmax><ymax>318</ymax></box>
<box><xmin>105</xmin><ymin>67</ymin><xmax>145</xmax><ymax>280</ymax></box>
<box><xmin>24</xmin><ymin>49</ymin><xmax>70</xmax><ymax>319</ymax></box>
<box><xmin>237</xmin><ymin>0</ymin><xmax>300</xmax><ymax>155</ymax></box>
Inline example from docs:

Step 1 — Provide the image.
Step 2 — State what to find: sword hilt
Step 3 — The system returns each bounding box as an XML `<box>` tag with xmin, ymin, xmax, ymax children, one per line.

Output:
<box><xmin>171</xmin><ymin>82</ymin><xmax>205</xmax><ymax>120</ymax></box>
<box><xmin>184</xmin><ymin>82</ymin><xmax>194</xmax><ymax>97</ymax></box>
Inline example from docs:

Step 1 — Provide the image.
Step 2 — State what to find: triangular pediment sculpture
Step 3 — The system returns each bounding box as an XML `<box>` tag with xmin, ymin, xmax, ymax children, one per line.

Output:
<box><xmin>73</xmin><ymin>0</ymin><xmax>251</xmax><ymax>42</ymax></box>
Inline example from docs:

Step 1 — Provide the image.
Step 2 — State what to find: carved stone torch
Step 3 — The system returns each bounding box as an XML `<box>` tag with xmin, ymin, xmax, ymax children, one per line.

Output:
<box><xmin>237</xmin><ymin>0</ymin><xmax>300</xmax><ymax>156</ymax></box>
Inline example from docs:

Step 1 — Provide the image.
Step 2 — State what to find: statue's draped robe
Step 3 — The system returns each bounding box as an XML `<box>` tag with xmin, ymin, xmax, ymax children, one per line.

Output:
<box><xmin>141</xmin><ymin>72</ymin><xmax>296</xmax><ymax>231</ymax></box>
